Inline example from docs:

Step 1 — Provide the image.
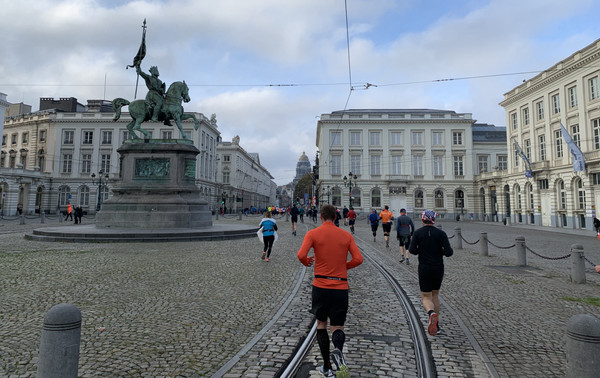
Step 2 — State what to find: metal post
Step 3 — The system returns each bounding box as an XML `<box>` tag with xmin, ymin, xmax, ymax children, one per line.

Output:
<box><xmin>480</xmin><ymin>232</ymin><xmax>488</xmax><ymax>257</ymax></box>
<box><xmin>37</xmin><ymin>303</ymin><xmax>82</xmax><ymax>378</ymax></box>
<box><xmin>453</xmin><ymin>227</ymin><xmax>462</xmax><ymax>249</ymax></box>
<box><xmin>566</xmin><ymin>314</ymin><xmax>600</xmax><ymax>377</ymax></box>
<box><xmin>515</xmin><ymin>235</ymin><xmax>526</xmax><ymax>266</ymax></box>
<box><xmin>41</xmin><ymin>212</ymin><xmax>45</xmax><ymax>224</ymax></box>
<box><xmin>20</xmin><ymin>215</ymin><xmax>25</xmax><ymax>225</ymax></box>
<box><xmin>570</xmin><ymin>244</ymin><xmax>586</xmax><ymax>284</ymax></box>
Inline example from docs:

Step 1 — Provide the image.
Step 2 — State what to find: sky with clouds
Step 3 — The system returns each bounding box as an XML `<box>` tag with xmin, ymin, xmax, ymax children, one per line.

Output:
<box><xmin>2</xmin><ymin>0</ymin><xmax>600</xmax><ymax>185</ymax></box>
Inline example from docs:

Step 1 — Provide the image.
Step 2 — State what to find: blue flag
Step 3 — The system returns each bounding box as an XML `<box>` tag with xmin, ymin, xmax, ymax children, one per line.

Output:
<box><xmin>560</xmin><ymin>123</ymin><xmax>585</xmax><ymax>172</ymax></box>
<box><xmin>513</xmin><ymin>139</ymin><xmax>532</xmax><ymax>178</ymax></box>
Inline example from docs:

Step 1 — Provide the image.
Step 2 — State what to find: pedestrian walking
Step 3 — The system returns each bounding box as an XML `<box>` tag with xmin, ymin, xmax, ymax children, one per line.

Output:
<box><xmin>342</xmin><ymin>206</ymin><xmax>349</xmax><ymax>226</ymax></box>
<box><xmin>334</xmin><ymin>207</ymin><xmax>342</xmax><ymax>227</ymax></box>
<box><xmin>297</xmin><ymin>204</ymin><xmax>363</xmax><ymax>378</ymax></box>
<box><xmin>594</xmin><ymin>217</ymin><xmax>600</xmax><ymax>235</ymax></box>
<box><xmin>368</xmin><ymin>209</ymin><xmax>379</xmax><ymax>242</ymax></box>
<box><xmin>258</xmin><ymin>211</ymin><xmax>278</xmax><ymax>262</ymax></box>
<box><xmin>379</xmin><ymin>205</ymin><xmax>394</xmax><ymax>248</ymax></box>
<box><xmin>64</xmin><ymin>204</ymin><xmax>73</xmax><ymax>221</ymax></box>
<box><xmin>74</xmin><ymin>206</ymin><xmax>83</xmax><ymax>224</ymax></box>
<box><xmin>395</xmin><ymin>208</ymin><xmax>414</xmax><ymax>264</ymax></box>
<box><xmin>290</xmin><ymin>204</ymin><xmax>300</xmax><ymax>236</ymax></box>
<box><xmin>409</xmin><ymin>210</ymin><xmax>453</xmax><ymax>336</ymax></box>
<box><xmin>299</xmin><ymin>207</ymin><xmax>305</xmax><ymax>223</ymax></box>
<box><xmin>347</xmin><ymin>207</ymin><xmax>357</xmax><ymax>234</ymax></box>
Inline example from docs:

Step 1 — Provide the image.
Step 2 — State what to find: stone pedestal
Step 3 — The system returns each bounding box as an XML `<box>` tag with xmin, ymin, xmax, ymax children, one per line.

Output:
<box><xmin>96</xmin><ymin>140</ymin><xmax>212</xmax><ymax>228</ymax></box>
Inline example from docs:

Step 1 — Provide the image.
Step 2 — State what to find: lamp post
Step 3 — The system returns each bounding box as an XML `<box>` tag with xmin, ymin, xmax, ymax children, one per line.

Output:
<box><xmin>91</xmin><ymin>170</ymin><xmax>109</xmax><ymax>212</ymax></box>
<box><xmin>343</xmin><ymin>172</ymin><xmax>358</xmax><ymax>208</ymax></box>
<box><xmin>326</xmin><ymin>185</ymin><xmax>331</xmax><ymax>204</ymax></box>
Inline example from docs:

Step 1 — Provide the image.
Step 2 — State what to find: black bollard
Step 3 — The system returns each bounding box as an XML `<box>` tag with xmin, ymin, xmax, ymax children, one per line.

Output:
<box><xmin>41</xmin><ymin>212</ymin><xmax>46</xmax><ymax>224</ymax></box>
<box><xmin>37</xmin><ymin>303</ymin><xmax>82</xmax><ymax>378</ymax></box>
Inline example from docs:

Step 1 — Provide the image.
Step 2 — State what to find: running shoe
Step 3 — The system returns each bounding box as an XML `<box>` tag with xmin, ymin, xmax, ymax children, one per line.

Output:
<box><xmin>406</xmin><ymin>258</ymin><xmax>410</xmax><ymax>265</ymax></box>
<box><xmin>331</xmin><ymin>348</ymin><xmax>350</xmax><ymax>378</ymax></box>
<box><xmin>261</xmin><ymin>252</ymin><xmax>266</xmax><ymax>260</ymax></box>
<box><xmin>400</xmin><ymin>256</ymin><xmax>405</xmax><ymax>262</ymax></box>
<box><xmin>265</xmin><ymin>257</ymin><xmax>270</xmax><ymax>262</ymax></box>
<box><xmin>318</xmin><ymin>366</ymin><xmax>335</xmax><ymax>377</ymax></box>
<box><xmin>436</xmin><ymin>325</ymin><xmax>443</xmax><ymax>335</ymax></box>
<box><xmin>386</xmin><ymin>240</ymin><xmax>389</xmax><ymax>248</ymax></box>
<box><xmin>428</xmin><ymin>312</ymin><xmax>438</xmax><ymax>336</ymax></box>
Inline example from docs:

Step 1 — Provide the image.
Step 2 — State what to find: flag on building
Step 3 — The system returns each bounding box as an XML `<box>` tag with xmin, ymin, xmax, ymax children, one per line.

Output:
<box><xmin>513</xmin><ymin>139</ymin><xmax>532</xmax><ymax>178</ymax></box>
<box><xmin>560</xmin><ymin>123</ymin><xmax>586</xmax><ymax>172</ymax></box>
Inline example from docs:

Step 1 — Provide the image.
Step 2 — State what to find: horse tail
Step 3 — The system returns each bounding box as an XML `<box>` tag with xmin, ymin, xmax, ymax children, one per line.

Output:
<box><xmin>112</xmin><ymin>98</ymin><xmax>130</xmax><ymax>121</ymax></box>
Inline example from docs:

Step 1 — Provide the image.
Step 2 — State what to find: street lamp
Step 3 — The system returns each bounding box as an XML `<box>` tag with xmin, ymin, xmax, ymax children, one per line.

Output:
<box><xmin>91</xmin><ymin>170</ymin><xmax>109</xmax><ymax>211</ymax></box>
<box><xmin>343</xmin><ymin>172</ymin><xmax>358</xmax><ymax>207</ymax></box>
<box><xmin>326</xmin><ymin>185</ymin><xmax>331</xmax><ymax>204</ymax></box>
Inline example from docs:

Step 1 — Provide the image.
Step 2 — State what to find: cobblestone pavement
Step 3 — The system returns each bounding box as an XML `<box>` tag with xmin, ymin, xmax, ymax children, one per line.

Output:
<box><xmin>1</xmin><ymin>215</ymin><xmax>599</xmax><ymax>377</ymax></box>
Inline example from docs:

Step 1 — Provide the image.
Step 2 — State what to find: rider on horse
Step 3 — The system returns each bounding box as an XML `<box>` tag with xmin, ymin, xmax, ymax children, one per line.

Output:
<box><xmin>136</xmin><ymin>65</ymin><xmax>170</xmax><ymax>125</ymax></box>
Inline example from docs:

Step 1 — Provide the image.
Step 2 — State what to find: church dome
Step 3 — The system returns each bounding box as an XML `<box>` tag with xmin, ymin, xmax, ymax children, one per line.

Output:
<box><xmin>299</xmin><ymin>152</ymin><xmax>309</xmax><ymax>161</ymax></box>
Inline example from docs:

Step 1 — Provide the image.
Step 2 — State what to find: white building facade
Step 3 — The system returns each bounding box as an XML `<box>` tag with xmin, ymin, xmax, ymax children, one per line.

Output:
<box><xmin>216</xmin><ymin>136</ymin><xmax>277</xmax><ymax>213</ymax></box>
<box><xmin>316</xmin><ymin>109</ymin><xmax>507</xmax><ymax>219</ymax></box>
<box><xmin>499</xmin><ymin>38</ymin><xmax>600</xmax><ymax>230</ymax></box>
<box><xmin>1</xmin><ymin>103</ymin><xmax>220</xmax><ymax>215</ymax></box>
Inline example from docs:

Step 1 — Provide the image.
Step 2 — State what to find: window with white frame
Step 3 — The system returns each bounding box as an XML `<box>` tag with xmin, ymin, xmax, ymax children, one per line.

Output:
<box><xmin>81</xmin><ymin>153</ymin><xmax>92</xmax><ymax>173</ymax></box>
<box><xmin>11</xmin><ymin>134</ymin><xmax>17</xmax><ymax>144</ymax></box>
<box><xmin>555</xmin><ymin>130</ymin><xmax>563</xmax><ymax>158</ymax></box>
<box><xmin>514</xmin><ymin>147</ymin><xmax>520</xmax><ymax>167</ymax></box>
<box><xmin>511</xmin><ymin>112</ymin><xmax>518</xmax><ymax>129</ymax></box>
<box><xmin>370</xmin><ymin>154</ymin><xmax>381</xmax><ymax>175</ymax></box>
<box><xmin>101</xmin><ymin>154</ymin><xmax>111</xmax><ymax>173</ymax></box>
<box><xmin>568</xmin><ymin>86</ymin><xmax>578</xmax><ymax>108</ymax></box>
<box><xmin>391</xmin><ymin>155</ymin><xmax>402</xmax><ymax>175</ymax></box>
<box><xmin>433</xmin><ymin>155</ymin><xmax>443</xmax><ymax>176</ymax></box>
<box><xmin>371</xmin><ymin>188</ymin><xmax>381</xmax><ymax>208</ymax></box>
<box><xmin>101</xmin><ymin>185</ymin><xmax>110</xmax><ymax>202</ymax></box>
<box><xmin>330</xmin><ymin>131</ymin><xmax>341</xmax><ymax>146</ymax></box>
<box><xmin>330</xmin><ymin>155</ymin><xmax>341</xmax><ymax>175</ymax></box>
<box><xmin>412</xmin><ymin>131</ymin><xmax>423</xmax><ymax>145</ymax></box>
<box><xmin>412</xmin><ymin>155</ymin><xmax>423</xmax><ymax>176</ymax></box>
<box><xmin>414</xmin><ymin>189</ymin><xmax>424</xmax><ymax>208</ymax></box>
<box><xmin>223</xmin><ymin>155</ymin><xmax>231</xmax><ymax>162</ymax></box>
<box><xmin>577</xmin><ymin>179</ymin><xmax>586</xmax><ymax>210</ymax></box>
<box><xmin>223</xmin><ymin>171</ymin><xmax>230</xmax><ymax>184</ymax></box>
<box><xmin>350</xmin><ymin>154</ymin><xmax>361</xmax><ymax>174</ymax></box>
<box><xmin>522</xmin><ymin>107</ymin><xmax>530</xmax><ymax>125</ymax></box>
<box><xmin>571</xmin><ymin>124</ymin><xmax>581</xmax><ymax>148</ymax></box>
<box><xmin>102</xmin><ymin>131</ymin><xmax>112</xmax><ymax>145</ymax></box>
<box><xmin>558</xmin><ymin>180</ymin><xmax>566</xmax><ymax>209</ymax></box>
<box><xmin>390</xmin><ymin>131</ymin><xmax>402</xmax><ymax>146</ymax></box>
<box><xmin>369</xmin><ymin>131</ymin><xmax>381</xmax><ymax>146</ymax></box>
<box><xmin>536</xmin><ymin>101</ymin><xmax>544</xmax><ymax>120</ymax></box>
<box><xmin>453</xmin><ymin>131</ymin><xmax>463</xmax><ymax>145</ymax></box>
<box><xmin>63</xmin><ymin>130</ymin><xmax>74</xmax><ymax>144</ymax></box>
<box><xmin>62</xmin><ymin>153</ymin><xmax>72</xmax><ymax>173</ymax></box>
<box><xmin>432</xmin><ymin>131</ymin><xmax>443</xmax><ymax>146</ymax></box>
<box><xmin>59</xmin><ymin>186</ymin><xmax>71</xmax><ymax>206</ymax></box>
<box><xmin>590</xmin><ymin>76</ymin><xmax>599</xmax><ymax>100</ymax></box>
<box><xmin>122</xmin><ymin>131</ymin><xmax>131</xmax><ymax>142</ymax></box>
<box><xmin>79</xmin><ymin>186</ymin><xmax>90</xmax><ymax>206</ymax></box>
<box><xmin>39</xmin><ymin>130</ymin><xmax>46</xmax><ymax>141</ymax></box>
<box><xmin>83</xmin><ymin>131</ymin><xmax>93</xmax><ymax>145</ymax></box>
<box><xmin>434</xmin><ymin>189</ymin><xmax>444</xmax><ymax>208</ymax></box>
<box><xmin>539</xmin><ymin>134</ymin><xmax>546</xmax><ymax>160</ymax></box>
<box><xmin>453</xmin><ymin>155</ymin><xmax>464</xmax><ymax>176</ymax></box>
<box><xmin>593</xmin><ymin>118</ymin><xmax>600</xmax><ymax>149</ymax></box>
<box><xmin>552</xmin><ymin>93</ymin><xmax>560</xmax><ymax>114</ymax></box>
<box><xmin>350</xmin><ymin>131</ymin><xmax>361</xmax><ymax>146</ymax></box>
<box><xmin>22</xmin><ymin>132</ymin><xmax>28</xmax><ymax>144</ymax></box>
<box><xmin>524</xmin><ymin>139</ymin><xmax>531</xmax><ymax>159</ymax></box>
<box><xmin>516</xmin><ymin>185</ymin><xmax>522</xmax><ymax>210</ymax></box>
<box><xmin>498</xmin><ymin>155</ymin><xmax>508</xmax><ymax>170</ymax></box>
<box><xmin>478</xmin><ymin>156</ymin><xmax>488</xmax><ymax>173</ymax></box>
<box><xmin>162</xmin><ymin>130</ymin><xmax>173</xmax><ymax>139</ymax></box>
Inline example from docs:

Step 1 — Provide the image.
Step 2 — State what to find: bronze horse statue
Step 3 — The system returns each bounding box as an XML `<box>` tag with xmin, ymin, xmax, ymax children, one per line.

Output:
<box><xmin>112</xmin><ymin>81</ymin><xmax>199</xmax><ymax>140</ymax></box>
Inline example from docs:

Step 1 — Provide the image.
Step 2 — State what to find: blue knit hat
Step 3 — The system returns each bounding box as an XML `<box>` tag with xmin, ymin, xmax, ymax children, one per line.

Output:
<box><xmin>421</xmin><ymin>210</ymin><xmax>437</xmax><ymax>224</ymax></box>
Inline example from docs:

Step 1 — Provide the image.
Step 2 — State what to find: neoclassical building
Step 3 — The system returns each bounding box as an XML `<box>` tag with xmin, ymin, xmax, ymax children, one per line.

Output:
<box><xmin>316</xmin><ymin>109</ymin><xmax>507</xmax><ymax>218</ymax></box>
<box><xmin>497</xmin><ymin>37</ymin><xmax>600</xmax><ymax>230</ymax></box>
<box><xmin>1</xmin><ymin>98</ymin><xmax>220</xmax><ymax>215</ymax></box>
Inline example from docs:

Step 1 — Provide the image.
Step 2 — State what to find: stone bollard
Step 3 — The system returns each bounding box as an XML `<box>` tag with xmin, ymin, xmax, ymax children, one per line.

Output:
<box><xmin>515</xmin><ymin>235</ymin><xmax>526</xmax><ymax>266</ymax></box>
<box><xmin>566</xmin><ymin>314</ymin><xmax>600</xmax><ymax>377</ymax></box>
<box><xmin>215</xmin><ymin>212</ymin><xmax>219</xmax><ymax>220</ymax></box>
<box><xmin>480</xmin><ymin>232</ymin><xmax>488</xmax><ymax>257</ymax></box>
<box><xmin>41</xmin><ymin>212</ymin><xmax>46</xmax><ymax>224</ymax></box>
<box><xmin>20</xmin><ymin>215</ymin><xmax>25</xmax><ymax>225</ymax></box>
<box><xmin>570</xmin><ymin>244</ymin><xmax>586</xmax><ymax>284</ymax></box>
<box><xmin>238</xmin><ymin>212</ymin><xmax>242</xmax><ymax>220</ymax></box>
<box><xmin>453</xmin><ymin>227</ymin><xmax>462</xmax><ymax>249</ymax></box>
<box><xmin>58</xmin><ymin>210</ymin><xmax>63</xmax><ymax>223</ymax></box>
<box><xmin>37</xmin><ymin>303</ymin><xmax>82</xmax><ymax>378</ymax></box>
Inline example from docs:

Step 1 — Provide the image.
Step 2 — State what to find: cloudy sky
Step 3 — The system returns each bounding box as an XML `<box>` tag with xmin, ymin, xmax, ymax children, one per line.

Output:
<box><xmin>2</xmin><ymin>0</ymin><xmax>600</xmax><ymax>184</ymax></box>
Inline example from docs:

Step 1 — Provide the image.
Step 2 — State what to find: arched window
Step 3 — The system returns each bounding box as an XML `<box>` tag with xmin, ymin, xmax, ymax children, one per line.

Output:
<box><xmin>515</xmin><ymin>184</ymin><xmax>521</xmax><ymax>210</ymax></box>
<box><xmin>351</xmin><ymin>187</ymin><xmax>361</xmax><ymax>207</ymax></box>
<box><xmin>371</xmin><ymin>188</ymin><xmax>381</xmax><ymax>208</ymax></box>
<box><xmin>101</xmin><ymin>185</ymin><xmax>110</xmax><ymax>202</ymax></box>
<box><xmin>414</xmin><ymin>189</ymin><xmax>424</xmax><ymax>209</ymax></box>
<box><xmin>332</xmin><ymin>186</ymin><xmax>342</xmax><ymax>207</ymax></box>
<box><xmin>455</xmin><ymin>190</ymin><xmax>464</xmax><ymax>209</ymax></box>
<box><xmin>575</xmin><ymin>179</ymin><xmax>586</xmax><ymax>210</ymax></box>
<box><xmin>79</xmin><ymin>186</ymin><xmax>90</xmax><ymax>207</ymax></box>
<box><xmin>58</xmin><ymin>186</ymin><xmax>71</xmax><ymax>206</ymax></box>
<box><xmin>557</xmin><ymin>180</ymin><xmax>566</xmax><ymax>210</ymax></box>
<box><xmin>525</xmin><ymin>183</ymin><xmax>534</xmax><ymax>210</ymax></box>
<box><xmin>434</xmin><ymin>189</ymin><xmax>444</xmax><ymax>209</ymax></box>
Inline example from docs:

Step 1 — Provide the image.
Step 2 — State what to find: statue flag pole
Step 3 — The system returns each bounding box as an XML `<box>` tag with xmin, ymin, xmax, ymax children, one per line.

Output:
<box><xmin>127</xmin><ymin>19</ymin><xmax>147</xmax><ymax>99</ymax></box>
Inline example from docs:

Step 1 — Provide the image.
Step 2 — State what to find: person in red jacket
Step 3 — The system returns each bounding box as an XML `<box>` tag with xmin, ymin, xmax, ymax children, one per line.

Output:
<box><xmin>297</xmin><ymin>204</ymin><xmax>363</xmax><ymax>378</ymax></box>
